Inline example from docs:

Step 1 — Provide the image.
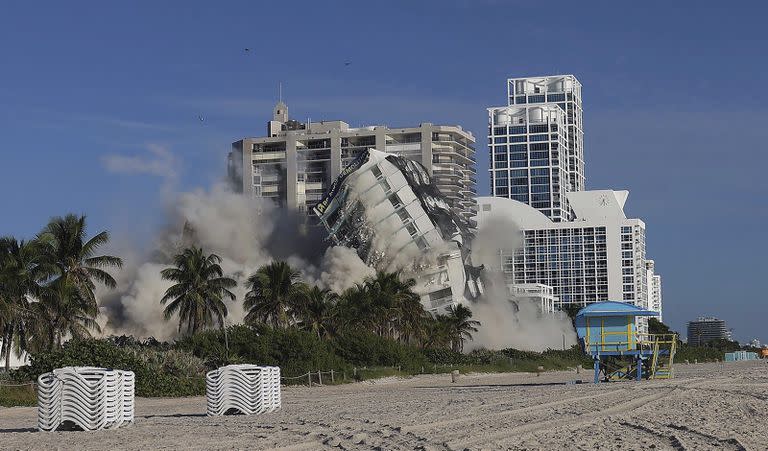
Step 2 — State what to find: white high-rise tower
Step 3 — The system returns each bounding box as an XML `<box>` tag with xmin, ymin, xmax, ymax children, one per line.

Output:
<box><xmin>488</xmin><ymin>75</ymin><xmax>584</xmax><ymax>221</ymax></box>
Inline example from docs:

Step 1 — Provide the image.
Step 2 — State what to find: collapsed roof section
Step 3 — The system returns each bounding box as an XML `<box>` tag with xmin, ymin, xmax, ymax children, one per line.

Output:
<box><xmin>313</xmin><ymin>149</ymin><xmax>483</xmax><ymax>313</ymax></box>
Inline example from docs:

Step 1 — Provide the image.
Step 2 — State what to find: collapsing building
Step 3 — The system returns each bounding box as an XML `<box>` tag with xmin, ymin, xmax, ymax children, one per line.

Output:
<box><xmin>313</xmin><ymin>148</ymin><xmax>484</xmax><ymax>313</ymax></box>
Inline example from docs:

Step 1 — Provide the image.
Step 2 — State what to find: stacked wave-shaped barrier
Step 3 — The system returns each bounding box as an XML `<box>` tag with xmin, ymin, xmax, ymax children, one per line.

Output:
<box><xmin>37</xmin><ymin>367</ymin><xmax>135</xmax><ymax>431</ymax></box>
<box><xmin>206</xmin><ymin>364</ymin><xmax>281</xmax><ymax>416</ymax></box>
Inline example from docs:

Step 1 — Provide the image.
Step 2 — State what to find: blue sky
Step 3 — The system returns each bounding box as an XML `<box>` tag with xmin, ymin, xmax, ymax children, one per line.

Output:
<box><xmin>1</xmin><ymin>1</ymin><xmax>766</xmax><ymax>342</ymax></box>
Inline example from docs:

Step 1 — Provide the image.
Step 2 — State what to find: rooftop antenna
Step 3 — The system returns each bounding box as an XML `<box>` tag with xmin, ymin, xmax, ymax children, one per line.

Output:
<box><xmin>278</xmin><ymin>82</ymin><xmax>282</xmax><ymax>103</ymax></box>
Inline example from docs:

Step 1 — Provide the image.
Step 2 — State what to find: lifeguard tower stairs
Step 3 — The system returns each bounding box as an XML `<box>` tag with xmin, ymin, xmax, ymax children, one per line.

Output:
<box><xmin>575</xmin><ymin>301</ymin><xmax>677</xmax><ymax>383</ymax></box>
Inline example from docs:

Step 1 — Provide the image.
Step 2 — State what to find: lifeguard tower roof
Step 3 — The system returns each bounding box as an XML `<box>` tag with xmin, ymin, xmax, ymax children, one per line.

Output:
<box><xmin>576</xmin><ymin>301</ymin><xmax>659</xmax><ymax>318</ymax></box>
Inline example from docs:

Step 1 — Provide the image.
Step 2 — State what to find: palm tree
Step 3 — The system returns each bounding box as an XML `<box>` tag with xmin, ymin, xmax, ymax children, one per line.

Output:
<box><xmin>243</xmin><ymin>261</ymin><xmax>306</xmax><ymax>329</ymax></box>
<box><xmin>333</xmin><ymin>283</ymin><xmax>378</xmax><ymax>334</ymax></box>
<box><xmin>293</xmin><ymin>286</ymin><xmax>337</xmax><ymax>339</ymax></box>
<box><xmin>37</xmin><ymin>214</ymin><xmax>123</xmax><ymax>307</ymax></box>
<box><xmin>366</xmin><ymin>271</ymin><xmax>427</xmax><ymax>342</ymax></box>
<box><xmin>446</xmin><ymin>304</ymin><xmax>481</xmax><ymax>352</ymax></box>
<box><xmin>29</xmin><ymin>279</ymin><xmax>101</xmax><ymax>350</ymax></box>
<box><xmin>160</xmin><ymin>247</ymin><xmax>236</xmax><ymax>336</ymax></box>
<box><xmin>422</xmin><ymin>314</ymin><xmax>453</xmax><ymax>349</ymax></box>
<box><xmin>0</xmin><ymin>237</ymin><xmax>45</xmax><ymax>370</ymax></box>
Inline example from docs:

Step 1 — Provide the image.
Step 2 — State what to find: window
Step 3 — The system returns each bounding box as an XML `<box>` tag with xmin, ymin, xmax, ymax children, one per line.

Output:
<box><xmin>493</xmin><ymin>126</ymin><xmax>506</xmax><ymax>135</ymax></box>
<box><xmin>547</xmin><ymin>93</ymin><xmax>566</xmax><ymax>102</ymax></box>
<box><xmin>406</xmin><ymin>223</ymin><xmax>418</xmax><ymax>237</ymax></box>
<box><xmin>530</xmin><ymin>143</ymin><xmax>549</xmax><ymax>151</ymax></box>
<box><xmin>529</xmin><ymin>124</ymin><xmax>548</xmax><ymax>133</ymax></box>
<box><xmin>515</xmin><ymin>96</ymin><xmax>526</xmax><ymax>104</ymax></box>
<box><xmin>388</xmin><ymin>193</ymin><xmax>402</xmax><ymax>209</ymax></box>
<box><xmin>529</xmin><ymin>95</ymin><xmax>545</xmax><ymax>103</ymax></box>
<box><xmin>494</xmin><ymin>137</ymin><xmax>507</xmax><ymax>144</ymax></box>
<box><xmin>371</xmin><ymin>165</ymin><xmax>382</xmax><ymax>178</ymax></box>
<box><xmin>529</xmin><ymin>134</ymin><xmax>549</xmax><ymax>142</ymax></box>
<box><xmin>510</xmin><ymin>144</ymin><xmax>527</xmax><ymax>152</ymax></box>
<box><xmin>509</xmin><ymin>126</ymin><xmax>526</xmax><ymax>134</ymax></box>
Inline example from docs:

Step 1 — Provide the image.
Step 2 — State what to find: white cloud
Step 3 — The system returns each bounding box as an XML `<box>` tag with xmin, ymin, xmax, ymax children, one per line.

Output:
<box><xmin>101</xmin><ymin>143</ymin><xmax>179</xmax><ymax>183</ymax></box>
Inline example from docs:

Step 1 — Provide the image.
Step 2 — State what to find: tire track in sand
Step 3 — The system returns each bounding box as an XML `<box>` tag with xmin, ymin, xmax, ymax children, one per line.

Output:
<box><xmin>619</xmin><ymin>420</ymin><xmax>749</xmax><ymax>451</ymax></box>
<box><xmin>446</xmin><ymin>387</ymin><xmax>676</xmax><ymax>450</ymax></box>
<box><xmin>402</xmin><ymin>387</ymin><xmax>627</xmax><ymax>435</ymax></box>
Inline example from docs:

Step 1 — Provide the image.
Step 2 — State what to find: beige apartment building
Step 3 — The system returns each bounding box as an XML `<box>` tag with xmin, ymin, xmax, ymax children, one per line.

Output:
<box><xmin>229</xmin><ymin>102</ymin><xmax>478</xmax><ymax>226</ymax></box>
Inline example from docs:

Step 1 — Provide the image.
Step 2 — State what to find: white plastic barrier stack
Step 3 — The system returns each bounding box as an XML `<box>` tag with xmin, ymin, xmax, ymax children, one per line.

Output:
<box><xmin>37</xmin><ymin>367</ymin><xmax>135</xmax><ymax>431</ymax></box>
<box><xmin>206</xmin><ymin>364</ymin><xmax>281</xmax><ymax>416</ymax></box>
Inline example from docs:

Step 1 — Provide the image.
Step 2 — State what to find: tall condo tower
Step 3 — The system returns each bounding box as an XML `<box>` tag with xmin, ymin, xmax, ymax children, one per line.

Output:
<box><xmin>488</xmin><ymin>75</ymin><xmax>583</xmax><ymax>222</ymax></box>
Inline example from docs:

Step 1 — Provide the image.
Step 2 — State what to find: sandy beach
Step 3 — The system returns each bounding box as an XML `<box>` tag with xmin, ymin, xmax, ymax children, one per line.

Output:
<box><xmin>1</xmin><ymin>360</ymin><xmax>765</xmax><ymax>450</ymax></box>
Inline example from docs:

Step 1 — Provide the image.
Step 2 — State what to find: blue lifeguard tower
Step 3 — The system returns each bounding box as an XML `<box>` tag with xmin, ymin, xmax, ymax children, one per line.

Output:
<box><xmin>575</xmin><ymin>301</ymin><xmax>677</xmax><ymax>383</ymax></box>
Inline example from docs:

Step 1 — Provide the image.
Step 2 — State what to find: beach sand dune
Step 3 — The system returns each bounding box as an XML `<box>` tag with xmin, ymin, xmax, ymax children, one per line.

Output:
<box><xmin>2</xmin><ymin>360</ymin><xmax>765</xmax><ymax>450</ymax></box>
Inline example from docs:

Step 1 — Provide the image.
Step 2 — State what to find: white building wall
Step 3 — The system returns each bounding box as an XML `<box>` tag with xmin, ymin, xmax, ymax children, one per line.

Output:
<box><xmin>475</xmin><ymin>192</ymin><xmax>657</xmax><ymax>322</ymax></box>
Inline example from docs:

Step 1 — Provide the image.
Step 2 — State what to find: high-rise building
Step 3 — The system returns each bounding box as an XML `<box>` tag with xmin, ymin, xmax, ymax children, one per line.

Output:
<box><xmin>488</xmin><ymin>75</ymin><xmax>583</xmax><ymax>221</ymax></box>
<box><xmin>687</xmin><ymin>317</ymin><xmax>731</xmax><ymax>346</ymax></box>
<box><xmin>475</xmin><ymin>190</ymin><xmax>662</xmax><ymax>327</ymax></box>
<box><xmin>508</xmin><ymin>75</ymin><xmax>584</xmax><ymax>192</ymax></box>
<box><xmin>229</xmin><ymin>102</ymin><xmax>478</xmax><ymax>225</ymax></box>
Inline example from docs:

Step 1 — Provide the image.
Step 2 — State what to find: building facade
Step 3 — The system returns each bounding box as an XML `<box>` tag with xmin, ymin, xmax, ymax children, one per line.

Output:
<box><xmin>488</xmin><ymin>105</ymin><xmax>571</xmax><ymax>222</ymax></box>
<box><xmin>475</xmin><ymin>190</ymin><xmax>660</xmax><ymax>323</ymax></box>
<box><xmin>229</xmin><ymin>102</ymin><xmax>478</xmax><ymax>225</ymax></box>
<box><xmin>488</xmin><ymin>75</ymin><xmax>583</xmax><ymax>222</ymax></box>
<box><xmin>687</xmin><ymin>317</ymin><xmax>731</xmax><ymax>346</ymax></box>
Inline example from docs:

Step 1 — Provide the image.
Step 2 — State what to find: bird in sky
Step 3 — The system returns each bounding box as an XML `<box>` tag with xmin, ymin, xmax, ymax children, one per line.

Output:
<box><xmin>198</xmin><ymin>114</ymin><xmax>205</xmax><ymax>124</ymax></box>
<box><xmin>244</xmin><ymin>48</ymin><xmax>251</xmax><ymax>52</ymax></box>
<box><xmin>344</xmin><ymin>61</ymin><xmax>351</xmax><ymax>66</ymax></box>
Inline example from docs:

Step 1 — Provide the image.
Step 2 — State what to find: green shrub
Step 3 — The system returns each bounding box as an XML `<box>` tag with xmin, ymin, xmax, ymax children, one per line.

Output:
<box><xmin>13</xmin><ymin>338</ymin><xmax>206</xmax><ymax>397</ymax></box>
<box><xmin>0</xmin><ymin>384</ymin><xmax>37</xmax><ymax>407</ymax></box>
<box><xmin>332</xmin><ymin>331</ymin><xmax>429</xmax><ymax>370</ymax></box>
<box><xmin>178</xmin><ymin>325</ymin><xmax>348</xmax><ymax>380</ymax></box>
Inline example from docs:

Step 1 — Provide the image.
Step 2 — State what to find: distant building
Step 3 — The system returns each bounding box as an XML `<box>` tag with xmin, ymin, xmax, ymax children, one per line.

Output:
<box><xmin>687</xmin><ymin>317</ymin><xmax>730</xmax><ymax>346</ymax></box>
<box><xmin>229</xmin><ymin>102</ymin><xmax>478</xmax><ymax>226</ymax></box>
<box><xmin>646</xmin><ymin>260</ymin><xmax>663</xmax><ymax>321</ymax></box>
